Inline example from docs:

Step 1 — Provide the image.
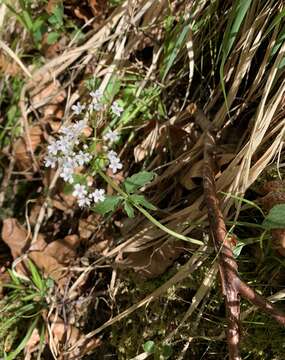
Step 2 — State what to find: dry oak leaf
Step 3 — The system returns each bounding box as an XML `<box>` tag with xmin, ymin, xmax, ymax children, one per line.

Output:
<box><xmin>14</xmin><ymin>124</ymin><xmax>42</xmax><ymax>171</ymax></box>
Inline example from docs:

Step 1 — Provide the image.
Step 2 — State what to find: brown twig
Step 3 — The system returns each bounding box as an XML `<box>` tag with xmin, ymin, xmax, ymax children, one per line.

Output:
<box><xmin>203</xmin><ymin>130</ymin><xmax>285</xmax><ymax>360</ymax></box>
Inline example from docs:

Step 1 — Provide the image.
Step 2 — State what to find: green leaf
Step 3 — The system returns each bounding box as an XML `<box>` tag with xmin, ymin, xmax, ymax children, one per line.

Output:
<box><xmin>48</xmin><ymin>4</ymin><xmax>64</xmax><ymax>26</ymax></box>
<box><xmin>143</xmin><ymin>340</ymin><xmax>155</xmax><ymax>353</ymax></box>
<box><xmin>233</xmin><ymin>241</ymin><xmax>245</xmax><ymax>258</ymax></box>
<box><xmin>47</xmin><ymin>31</ymin><xmax>60</xmax><ymax>45</ymax></box>
<box><xmin>92</xmin><ymin>196</ymin><xmax>122</xmax><ymax>215</ymax></box>
<box><xmin>27</xmin><ymin>260</ymin><xmax>44</xmax><ymax>292</ymax></box>
<box><xmin>129</xmin><ymin>194</ymin><xmax>156</xmax><ymax>210</ymax></box>
<box><xmin>161</xmin><ymin>19</ymin><xmax>190</xmax><ymax>81</ymax></box>
<box><xmin>161</xmin><ymin>344</ymin><xmax>172</xmax><ymax>359</ymax></box>
<box><xmin>262</xmin><ymin>204</ymin><xmax>285</xmax><ymax>230</ymax></box>
<box><xmin>123</xmin><ymin>171</ymin><xmax>155</xmax><ymax>194</ymax></box>
<box><xmin>22</xmin><ymin>10</ymin><xmax>33</xmax><ymax>31</ymax></box>
<box><xmin>123</xmin><ymin>201</ymin><xmax>135</xmax><ymax>218</ymax></box>
<box><xmin>104</xmin><ymin>76</ymin><xmax>121</xmax><ymax>103</ymax></box>
<box><xmin>219</xmin><ymin>0</ymin><xmax>253</xmax><ymax>110</ymax></box>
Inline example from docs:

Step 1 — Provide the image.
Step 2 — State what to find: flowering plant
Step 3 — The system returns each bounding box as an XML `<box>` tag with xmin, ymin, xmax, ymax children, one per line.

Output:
<box><xmin>44</xmin><ymin>89</ymin><xmax>155</xmax><ymax>216</ymax></box>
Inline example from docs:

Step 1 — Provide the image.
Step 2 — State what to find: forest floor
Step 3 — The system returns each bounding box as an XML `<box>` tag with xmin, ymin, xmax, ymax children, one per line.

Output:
<box><xmin>0</xmin><ymin>1</ymin><xmax>285</xmax><ymax>359</ymax></box>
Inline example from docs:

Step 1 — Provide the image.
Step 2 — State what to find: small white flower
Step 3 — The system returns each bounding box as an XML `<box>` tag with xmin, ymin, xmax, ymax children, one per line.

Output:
<box><xmin>45</xmin><ymin>155</ymin><xmax>57</xmax><ymax>168</ymax></box>
<box><xmin>90</xmin><ymin>189</ymin><xmax>105</xmax><ymax>203</ymax></box>
<box><xmin>75</xmin><ymin>151</ymin><xmax>92</xmax><ymax>166</ymax></box>
<box><xmin>47</xmin><ymin>141</ymin><xmax>60</xmax><ymax>155</ymax></box>
<box><xmin>73</xmin><ymin>120</ymin><xmax>87</xmax><ymax>134</ymax></box>
<box><xmin>60</xmin><ymin>166</ymin><xmax>74</xmax><ymax>183</ymax></box>
<box><xmin>71</xmin><ymin>102</ymin><xmax>86</xmax><ymax>115</ymax></box>
<box><xmin>103</xmin><ymin>129</ymin><xmax>119</xmax><ymax>144</ymax></box>
<box><xmin>111</xmin><ymin>101</ymin><xmax>123</xmax><ymax>117</ymax></box>
<box><xmin>59</xmin><ymin>125</ymin><xmax>73</xmax><ymax>137</ymax></box>
<box><xmin>109</xmin><ymin>157</ymin><xmax>123</xmax><ymax>173</ymax></box>
<box><xmin>89</xmin><ymin>101</ymin><xmax>104</xmax><ymax>112</ymax></box>
<box><xmin>107</xmin><ymin>150</ymin><xmax>118</xmax><ymax>161</ymax></box>
<box><xmin>78</xmin><ymin>195</ymin><xmax>91</xmax><ymax>208</ymax></box>
<box><xmin>57</xmin><ymin>138</ymin><xmax>73</xmax><ymax>154</ymax></box>
<box><xmin>90</xmin><ymin>90</ymin><xmax>103</xmax><ymax>101</ymax></box>
<box><xmin>72</xmin><ymin>184</ymin><xmax>87</xmax><ymax>198</ymax></box>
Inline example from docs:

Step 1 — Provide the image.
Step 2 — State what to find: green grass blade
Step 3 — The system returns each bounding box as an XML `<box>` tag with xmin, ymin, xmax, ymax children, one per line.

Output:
<box><xmin>219</xmin><ymin>0</ymin><xmax>253</xmax><ymax>109</ymax></box>
<box><xmin>27</xmin><ymin>260</ymin><xmax>44</xmax><ymax>292</ymax></box>
<box><xmin>161</xmin><ymin>19</ymin><xmax>191</xmax><ymax>82</ymax></box>
<box><xmin>5</xmin><ymin>317</ymin><xmax>38</xmax><ymax>360</ymax></box>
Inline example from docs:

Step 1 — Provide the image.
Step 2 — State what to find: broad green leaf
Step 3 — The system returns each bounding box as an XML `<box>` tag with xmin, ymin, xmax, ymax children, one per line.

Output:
<box><xmin>92</xmin><ymin>196</ymin><xmax>121</xmax><ymax>215</ymax></box>
<box><xmin>143</xmin><ymin>340</ymin><xmax>155</xmax><ymax>353</ymax></box>
<box><xmin>129</xmin><ymin>194</ymin><xmax>156</xmax><ymax>210</ymax></box>
<box><xmin>123</xmin><ymin>171</ymin><xmax>155</xmax><ymax>194</ymax></box>
<box><xmin>262</xmin><ymin>204</ymin><xmax>285</xmax><ymax>230</ymax></box>
<box><xmin>123</xmin><ymin>201</ymin><xmax>135</xmax><ymax>218</ymax></box>
<box><xmin>47</xmin><ymin>31</ymin><xmax>60</xmax><ymax>45</ymax></box>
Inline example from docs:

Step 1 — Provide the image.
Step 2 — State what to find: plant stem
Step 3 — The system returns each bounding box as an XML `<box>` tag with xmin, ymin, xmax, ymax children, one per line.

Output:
<box><xmin>98</xmin><ymin>169</ymin><xmax>204</xmax><ymax>246</ymax></box>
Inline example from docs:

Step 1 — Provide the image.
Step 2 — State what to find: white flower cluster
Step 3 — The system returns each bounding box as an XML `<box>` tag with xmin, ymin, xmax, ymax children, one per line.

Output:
<box><xmin>44</xmin><ymin>89</ymin><xmax>125</xmax><ymax>207</ymax></box>
<box><xmin>107</xmin><ymin>150</ymin><xmax>123</xmax><ymax>173</ymax></box>
<box><xmin>45</xmin><ymin>120</ymin><xmax>91</xmax><ymax>183</ymax></box>
<box><xmin>72</xmin><ymin>184</ymin><xmax>105</xmax><ymax>208</ymax></box>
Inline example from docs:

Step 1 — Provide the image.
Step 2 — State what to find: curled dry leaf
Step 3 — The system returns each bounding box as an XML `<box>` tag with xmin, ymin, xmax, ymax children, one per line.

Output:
<box><xmin>14</xmin><ymin>125</ymin><xmax>42</xmax><ymax>171</ymax></box>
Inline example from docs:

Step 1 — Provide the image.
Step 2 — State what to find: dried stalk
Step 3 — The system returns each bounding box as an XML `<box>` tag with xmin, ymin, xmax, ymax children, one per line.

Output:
<box><xmin>203</xmin><ymin>130</ymin><xmax>285</xmax><ymax>360</ymax></box>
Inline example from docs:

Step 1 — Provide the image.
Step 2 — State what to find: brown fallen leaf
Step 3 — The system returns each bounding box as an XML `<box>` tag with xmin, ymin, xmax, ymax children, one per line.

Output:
<box><xmin>1</xmin><ymin>218</ymin><xmax>29</xmax><ymax>258</ymax></box>
<box><xmin>1</xmin><ymin>219</ymin><xmax>79</xmax><ymax>284</ymax></box>
<box><xmin>14</xmin><ymin>125</ymin><xmax>42</xmax><ymax>171</ymax></box>
<box><xmin>116</xmin><ymin>240</ymin><xmax>184</xmax><ymax>278</ymax></box>
<box><xmin>44</xmin><ymin>235</ymin><xmax>80</xmax><ymax>264</ymax></box>
<box><xmin>78</xmin><ymin>215</ymin><xmax>98</xmax><ymax>239</ymax></box>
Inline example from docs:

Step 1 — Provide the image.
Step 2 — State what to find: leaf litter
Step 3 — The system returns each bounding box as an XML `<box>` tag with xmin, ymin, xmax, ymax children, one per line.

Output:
<box><xmin>0</xmin><ymin>0</ymin><xmax>285</xmax><ymax>358</ymax></box>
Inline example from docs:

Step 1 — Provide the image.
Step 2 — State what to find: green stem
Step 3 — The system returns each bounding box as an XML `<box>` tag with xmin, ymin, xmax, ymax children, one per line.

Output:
<box><xmin>98</xmin><ymin>169</ymin><xmax>204</xmax><ymax>246</ymax></box>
